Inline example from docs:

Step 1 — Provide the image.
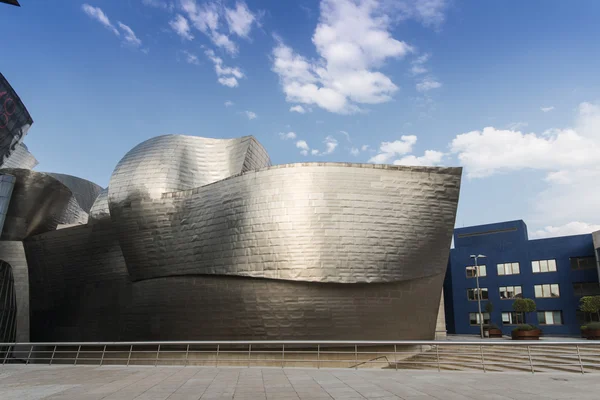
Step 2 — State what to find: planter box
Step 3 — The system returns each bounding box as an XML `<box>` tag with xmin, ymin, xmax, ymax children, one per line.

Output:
<box><xmin>584</xmin><ymin>329</ymin><xmax>600</xmax><ymax>340</ymax></box>
<box><xmin>488</xmin><ymin>328</ymin><xmax>503</xmax><ymax>338</ymax></box>
<box><xmin>511</xmin><ymin>329</ymin><xmax>541</xmax><ymax>340</ymax></box>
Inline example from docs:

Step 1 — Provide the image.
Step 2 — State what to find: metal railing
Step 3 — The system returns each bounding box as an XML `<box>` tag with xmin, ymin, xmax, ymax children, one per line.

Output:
<box><xmin>2</xmin><ymin>341</ymin><xmax>600</xmax><ymax>374</ymax></box>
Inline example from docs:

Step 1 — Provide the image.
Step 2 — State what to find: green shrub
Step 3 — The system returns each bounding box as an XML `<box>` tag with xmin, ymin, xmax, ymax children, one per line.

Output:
<box><xmin>512</xmin><ymin>298</ymin><xmax>536</xmax><ymax>313</ymax></box>
<box><xmin>581</xmin><ymin>325</ymin><xmax>588</xmax><ymax>331</ymax></box>
<box><xmin>584</xmin><ymin>322</ymin><xmax>600</xmax><ymax>330</ymax></box>
<box><xmin>512</xmin><ymin>324</ymin><xmax>539</xmax><ymax>332</ymax></box>
<box><xmin>579</xmin><ymin>296</ymin><xmax>600</xmax><ymax>320</ymax></box>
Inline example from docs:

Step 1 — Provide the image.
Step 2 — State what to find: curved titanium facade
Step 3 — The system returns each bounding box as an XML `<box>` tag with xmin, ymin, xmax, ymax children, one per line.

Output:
<box><xmin>0</xmin><ymin>260</ymin><xmax>16</xmax><ymax>342</ymax></box>
<box><xmin>0</xmin><ymin>73</ymin><xmax>33</xmax><ymax>166</ymax></box>
<box><xmin>0</xmin><ymin>169</ymin><xmax>92</xmax><ymax>240</ymax></box>
<box><xmin>0</xmin><ymin>143</ymin><xmax>38</xmax><ymax>170</ymax></box>
<box><xmin>15</xmin><ymin>134</ymin><xmax>461</xmax><ymax>341</ymax></box>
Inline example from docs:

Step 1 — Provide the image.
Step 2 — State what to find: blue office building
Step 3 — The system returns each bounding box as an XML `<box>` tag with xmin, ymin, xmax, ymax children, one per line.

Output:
<box><xmin>444</xmin><ymin>220</ymin><xmax>600</xmax><ymax>336</ymax></box>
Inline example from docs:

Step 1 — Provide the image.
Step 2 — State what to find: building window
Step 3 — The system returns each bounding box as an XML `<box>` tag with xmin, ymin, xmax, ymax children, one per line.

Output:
<box><xmin>534</xmin><ymin>284</ymin><xmax>560</xmax><ymax>298</ymax></box>
<box><xmin>537</xmin><ymin>311</ymin><xmax>563</xmax><ymax>325</ymax></box>
<box><xmin>502</xmin><ymin>312</ymin><xmax>525</xmax><ymax>325</ymax></box>
<box><xmin>573</xmin><ymin>282</ymin><xmax>600</xmax><ymax>296</ymax></box>
<box><xmin>531</xmin><ymin>259</ymin><xmax>557</xmax><ymax>273</ymax></box>
<box><xmin>469</xmin><ymin>312</ymin><xmax>490</xmax><ymax>325</ymax></box>
<box><xmin>499</xmin><ymin>286</ymin><xmax>522</xmax><ymax>299</ymax></box>
<box><xmin>576</xmin><ymin>310</ymin><xmax>600</xmax><ymax>324</ymax></box>
<box><xmin>570</xmin><ymin>256</ymin><xmax>596</xmax><ymax>270</ymax></box>
<box><xmin>497</xmin><ymin>262</ymin><xmax>520</xmax><ymax>276</ymax></box>
<box><xmin>467</xmin><ymin>288</ymin><xmax>489</xmax><ymax>301</ymax></box>
<box><xmin>466</xmin><ymin>265</ymin><xmax>487</xmax><ymax>278</ymax></box>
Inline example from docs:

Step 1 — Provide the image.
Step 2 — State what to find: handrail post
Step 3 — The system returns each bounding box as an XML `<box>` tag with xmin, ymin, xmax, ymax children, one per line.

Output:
<box><xmin>576</xmin><ymin>345</ymin><xmax>584</xmax><ymax>374</ymax></box>
<box><xmin>317</xmin><ymin>344</ymin><xmax>320</xmax><ymax>369</ymax></box>
<box><xmin>527</xmin><ymin>345</ymin><xmax>534</xmax><ymax>374</ymax></box>
<box><xmin>281</xmin><ymin>344</ymin><xmax>285</xmax><ymax>368</ymax></box>
<box><xmin>74</xmin><ymin>345</ymin><xmax>81</xmax><ymax>366</ymax></box>
<box><xmin>394</xmin><ymin>345</ymin><xmax>397</xmax><ymax>371</ymax></box>
<box><xmin>127</xmin><ymin>345</ymin><xmax>133</xmax><ymax>366</ymax></box>
<box><xmin>50</xmin><ymin>345</ymin><xmax>56</xmax><ymax>365</ymax></box>
<box><xmin>155</xmin><ymin>344</ymin><xmax>160</xmax><ymax>367</ymax></box>
<box><xmin>480</xmin><ymin>345</ymin><xmax>486</xmax><ymax>373</ymax></box>
<box><xmin>215</xmin><ymin>345</ymin><xmax>218</xmax><ymax>368</ymax></box>
<box><xmin>2</xmin><ymin>345</ymin><xmax>10</xmax><ymax>365</ymax></box>
<box><xmin>247</xmin><ymin>344</ymin><xmax>251</xmax><ymax>368</ymax></box>
<box><xmin>355</xmin><ymin>345</ymin><xmax>358</xmax><ymax>370</ymax></box>
<box><xmin>26</xmin><ymin>345</ymin><xmax>33</xmax><ymax>365</ymax></box>
<box><xmin>436</xmin><ymin>345</ymin><xmax>440</xmax><ymax>372</ymax></box>
<box><xmin>100</xmin><ymin>345</ymin><xmax>106</xmax><ymax>366</ymax></box>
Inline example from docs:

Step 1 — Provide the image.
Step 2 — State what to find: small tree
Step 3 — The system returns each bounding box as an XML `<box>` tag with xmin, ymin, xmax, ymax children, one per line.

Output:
<box><xmin>484</xmin><ymin>301</ymin><xmax>493</xmax><ymax>314</ymax></box>
<box><xmin>513</xmin><ymin>298</ymin><xmax>536</xmax><ymax>324</ymax></box>
<box><xmin>580</xmin><ymin>296</ymin><xmax>600</xmax><ymax>322</ymax></box>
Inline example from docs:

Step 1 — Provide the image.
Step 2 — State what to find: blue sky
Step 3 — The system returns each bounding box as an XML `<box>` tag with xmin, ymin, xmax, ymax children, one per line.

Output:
<box><xmin>2</xmin><ymin>0</ymin><xmax>600</xmax><ymax>238</ymax></box>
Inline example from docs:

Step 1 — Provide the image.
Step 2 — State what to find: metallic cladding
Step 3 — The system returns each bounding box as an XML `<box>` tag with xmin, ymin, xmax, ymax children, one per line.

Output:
<box><xmin>0</xmin><ymin>73</ymin><xmax>33</xmax><ymax>165</ymax></box>
<box><xmin>47</xmin><ymin>173</ymin><xmax>103</xmax><ymax>213</ymax></box>
<box><xmin>89</xmin><ymin>188</ymin><xmax>110</xmax><ymax>221</ymax></box>
<box><xmin>0</xmin><ymin>143</ymin><xmax>38</xmax><ymax>170</ymax></box>
<box><xmin>24</xmin><ymin>221</ymin><xmax>444</xmax><ymax>341</ymax></box>
<box><xmin>110</xmin><ymin>162</ymin><xmax>461</xmax><ymax>283</ymax></box>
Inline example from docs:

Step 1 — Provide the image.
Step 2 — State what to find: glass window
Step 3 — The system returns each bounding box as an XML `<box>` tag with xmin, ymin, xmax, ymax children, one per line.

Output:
<box><xmin>497</xmin><ymin>262</ymin><xmax>520</xmax><ymax>276</ymax></box>
<box><xmin>570</xmin><ymin>257</ymin><xmax>596</xmax><ymax>270</ymax></box>
<box><xmin>467</xmin><ymin>288</ymin><xmax>488</xmax><ymax>301</ymax></box>
<box><xmin>537</xmin><ymin>311</ymin><xmax>563</xmax><ymax>325</ymax></box>
<box><xmin>534</xmin><ymin>284</ymin><xmax>560</xmax><ymax>298</ymax></box>
<box><xmin>573</xmin><ymin>282</ymin><xmax>600</xmax><ymax>296</ymax></box>
<box><xmin>532</xmin><ymin>259</ymin><xmax>557</xmax><ymax>273</ymax></box>
<box><xmin>502</xmin><ymin>312</ymin><xmax>524</xmax><ymax>325</ymax></box>
<box><xmin>466</xmin><ymin>265</ymin><xmax>486</xmax><ymax>278</ymax></box>
<box><xmin>577</xmin><ymin>310</ymin><xmax>600</xmax><ymax>324</ymax></box>
<box><xmin>499</xmin><ymin>286</ymin><xmax>522</xmax><ymax>299</ymax></box>
<box><xmin>469</xmin><ymin>312</ymin><xmax>490</xmax><ymax>325</ymax></box>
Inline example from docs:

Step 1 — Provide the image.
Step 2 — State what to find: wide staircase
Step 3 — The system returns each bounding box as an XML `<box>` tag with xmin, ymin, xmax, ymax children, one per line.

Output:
<box><xmin>390</xmin><ymin>344</ymin><xmax>600</xmax><ymax>373</ymax></box>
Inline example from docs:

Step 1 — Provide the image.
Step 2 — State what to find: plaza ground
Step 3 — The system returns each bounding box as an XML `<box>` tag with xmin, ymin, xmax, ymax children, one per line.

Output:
<box><xmin>1</xmin><ymin>365</ymin><xmax>599</xmax><ymax>400</ymax></box>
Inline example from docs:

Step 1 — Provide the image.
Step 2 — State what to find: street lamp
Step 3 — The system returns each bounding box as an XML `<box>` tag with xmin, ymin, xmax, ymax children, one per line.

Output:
<box><xmin>470</xmin><ymin>254</ymin><xmax>487</xmax><ymax>339</ymax></box>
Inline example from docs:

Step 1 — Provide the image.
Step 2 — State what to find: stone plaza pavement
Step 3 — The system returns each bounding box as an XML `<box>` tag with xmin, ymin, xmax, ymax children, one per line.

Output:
<box><xmin>0</xmin><ymin>365</ymin><xmax>598</xmax><ymax>400</ymax></box>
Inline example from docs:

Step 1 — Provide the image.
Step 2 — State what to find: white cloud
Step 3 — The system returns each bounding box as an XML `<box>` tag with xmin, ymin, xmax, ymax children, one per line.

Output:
<box><xmin>541</xmin><ymin>106</ymin><xmax>555</xmax><ymax>113</ymax></box>
<box><xmin>338</xmin><ymin>130</ymin><xmax>351</xmax><ymax>142</ymax></box>
<box><xmin>388</xmin><ymin>0</ymin><xmax>449</xmax><ymax>28</ymax></box>
<box><xmin>311</xmin><ymin>149</ymin><xmax>320</xmax><ymax>155</ymax></box>
<box><xmin>393</xmin><ymin>150</ymin><xmax>444</xmax><ymax>166</ymax></box>
<box><xmin>170</xmin><ymin>14</ymin><xmax>194</xmax><ymax>40</ymax></box>
<box><xmin>296</xmin><ymin>140</ymin><xmax>310</xmax><ymax>156</ymax></box>
<box><xmin>82</xmin><ymin>4</ymin><xmax>119</xmax><ymax>36</ymax></box>
<box><xmin>244</xmin><ymin>111</ymin><xmax>257</xmax><ymax>120</ymax></box>
<box><xmin>323</xmin><ymin>135</ymin><xmax>338</xmax><ymax>154</ymax></box>
<box><xmin>350</xmin><ymin>147</ymin><xmax>360</xmax><ymax>156</ymax></box>
<box><xmin>205</xmin><ymin>49</ymin><xmax>244</xmax><ymax>87</ymax></box>
<box><xmin>290</xmin><ymin>105</ymin><xmax>307</xmax><ymax>114</ymax></box>
<box><xmin>117</xmin><ymin>22</ymin><xmax>142</xmax><ymax>47</ymax></box>
<box><xmin>181</xmin><ymin>50</ymin><xmax>200</xmax><ymax>65</ymax></box>
<box><xmin>271</xmin><ymin>0</ymin><xmax>413</xmax><ymax>114</ymax></box>
<box><xmin>506</xmin><ymin>121</ymin><xmax>528</xmax><ymax>131</ymax></box>
<box><xmin>410</xmin><ymin>53</ymin><xmax>430</xmax><ymax>75</ymax></box>
<box><xmin>368</xmin><ymin>135</ymin><xmax>417</xmax><ymax>163</ymax></box>
<box><xmin>142</xmin><ymin>0</ymin><xmax>174</xmax><ymax>10</ymax></box>
<box><xmin>279</xmin><ymin>132</ymin><xmax>297</xmax><ymax>140</ymax></box>
<box><xmin>361</xmin><ymin>144</ymin><xmax>370</xmax><ymax>151</ymax></box>
<box><xmin>224</xmin><ymin>100</ymin><xmax>234</xmax><ymax>107</ymax></box>
<box><xmin>416</xmin><ymin>77</ymin><xmax>441</xmax><ymax>92</ymax></box>
<box><xmin>530</xmin><ymin>222</ymin><xmax>600</xmax><ymax>239</ymax></box>
<box><xmin>225</xmin><ymin>2</ymin><xmax>256</xmax><ymax>38</ymax></box>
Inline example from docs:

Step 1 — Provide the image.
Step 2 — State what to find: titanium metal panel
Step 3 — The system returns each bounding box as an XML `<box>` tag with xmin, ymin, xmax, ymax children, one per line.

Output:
<box><xmin>0</xmin><ymin>241</ymin><xmax>29</xmax><ymax>342</ymax></box>
<box><xmin>0</xmin><ymin>73</ymin><xmax>32</xmax><ymax>165</ymax></box>
<box><xmin>0</xmin><ymin>143</ymin><xmax>38</xmax><ymax>170</ymax></box>
<box><xmin>89</xmin><ymin>188</ymin><xmax>110</xmax><ymax>221</ymax></box>
<box><xmin>47</xmin><ymin>173</ymin><xmax>103</xmax><ymax>213</ymax></box>
<box><xmin>110</xmin><ymin>162</ymin><xmax>461</xmax><ymax>283</ymax></box>
<box><xmin>0</xmin><ymin>174</ymin><xmax>15</xmax><ymax>234</ymax></box>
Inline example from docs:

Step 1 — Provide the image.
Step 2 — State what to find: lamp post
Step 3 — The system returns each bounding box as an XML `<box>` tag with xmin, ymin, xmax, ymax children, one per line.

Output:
<box><xmin>470</xmin><ymin>254</ymin><xmax>487</xmax><ymax>339</ymax></box>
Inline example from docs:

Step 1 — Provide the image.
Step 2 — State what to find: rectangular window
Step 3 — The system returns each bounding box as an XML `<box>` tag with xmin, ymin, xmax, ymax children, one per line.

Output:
<box><xmin>532</xmin><ymin>259</ymin><xmax>557</xmax><ymax>273</ymax></box>
<box><xmin>499</xmin><ymin>286</ymin><xmax>523</xmax><ymax>299</ymax></box>
<box><xmin>466</xmin><ymin>265</ymin><xmax>487</xmax><ymax>278</ymax></box>
<box><xmin>497</xmin><ymin>262</ymin><xmax>520</xmax><ymax>275</ymax></box>
<box><xmin>573</xmin><ymin>282</ymin><xmax>600</xmax><ymax>296</ymax></box>
<box><xmin>570</xmin><ymin>256</ymin><xmax>596</xmax><ymax>270</ymax></box>
<box><xmin>467</xmin><ymin>288</ymin><xmax>489</xmax><ymax>301</ymax></box>
<box><xmin>576</xmin><ymin>310</ymin><xmax>600</xmax><ymax>324</ymax></box>
<box><xmin>502</xmin><ymin>312</ymin><xmax>525</xmax><ymax>325</ymax></box>
<box><xmin>537</xmin><ymin>311</ymin><xmax>563</xmax><ymax>325</ymax></box>
<box><xmin>534</xmin><ymin>284</ymin><xmax>560</xmax><ymax>298</ymax></box>
<box><xmin>469</xmin><ymin>312</ymin><xmax>490</xmax><ymax>325</ymax></box>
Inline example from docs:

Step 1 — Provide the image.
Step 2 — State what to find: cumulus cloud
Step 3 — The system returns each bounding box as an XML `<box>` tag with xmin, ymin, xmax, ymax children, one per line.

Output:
<box><xmin>410</xmin><ymin>53</ymin><xmax>429</xmax><ymax>75</ymax></box>
<box><xmin>290</xmin><ymin>105</ymin><xmax>307</xmax><ymax>113</ymax></box>
<box><xmin>393</xmin><ymin>150</ymin><xmax>444</xmax><ymax>166</ymax></box>
<box><xmin>82</xmin><ymin>4</ymin><xmax>119</xmax><ymax>36</ymax></box>
<box><xmin>350</xmin><ymin>147</ymin><xmax>360</xmax><ymax>156</ymax></box>
<box><xmin>368</xmin><ymin>135</ymin><xmax>417</xmax><ymax>163</ymax></box>
<box><xmin>225</xmin><ymin>2</ymin><xmax>256</xmax><ymax>38</ymax></box>
<box><xmin>205</xmin><ymin>49</ymin><xmax>244</xmax><ymax>87</ymax></box>
<box><xmin>244</xmin><ymin>110</ymin><xmax>257</xmax><ymax>120</ymax></box>
<box><xmin>361</xmin><ymin>144</ymin><xmax>370</xmax><ymax>151</ymax></box>
<box><xmin>416</xmin><ymin>77</ymin><xmax>441</xmax><ymax>92</ymax></box>
<box><xmin>296</xmin><ymin>140</ymin><xmax>310</xmax><ymax>156</ymax></box>
<box><xmin>271</xmin><ymin>0</ymin><xmax>414</xmax><ymax>114</ymax></box>
<box><xmin>541</xmin><ymin>106</ymin><xmax>555</xmax><ymax>113</ymax></box>
<box><xmin>279</xmin><ymin>132</ymin><xmax>297</xmax><ymax>140</ymax></box>
<box><xmin>170</xmin><ymin>14</ymin><xmax>194</xmax><ymax>40</ymax></box>
<box><xmin>224</xmin><ymin>100</ymin><xmax>234</xmax><ymax>107</ymax></box>
<box><xmin>323</xmin><ymin>135</ymin><xmax>338</xmax><ymax>154</ymax></box>
<box><xmin>530</xmin><ymin>222</ymin><xmax>600</xmax><ymax>239</ymax></box>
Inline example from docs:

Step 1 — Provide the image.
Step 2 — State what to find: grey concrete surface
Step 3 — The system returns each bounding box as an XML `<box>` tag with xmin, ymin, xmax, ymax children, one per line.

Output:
<box><xmin>0</xmin><ymin>365</ymin><xmax>598</xmax><ymax>400</ymax></box>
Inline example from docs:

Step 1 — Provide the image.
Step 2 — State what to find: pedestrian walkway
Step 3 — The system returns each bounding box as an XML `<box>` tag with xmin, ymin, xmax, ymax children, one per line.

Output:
<box><xmin>0</xmin><ymin>365</ymin><xmax>598</xmax><ymax>399</ymax></box>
